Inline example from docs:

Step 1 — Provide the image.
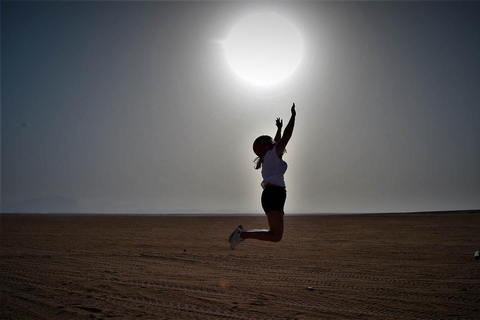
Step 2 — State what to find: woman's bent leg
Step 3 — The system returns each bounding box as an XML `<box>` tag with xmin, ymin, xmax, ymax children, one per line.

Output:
<box><xmin>241</xmin><ymin>210</ymin><xmax>284</xmax><ymax>242</ymax></box>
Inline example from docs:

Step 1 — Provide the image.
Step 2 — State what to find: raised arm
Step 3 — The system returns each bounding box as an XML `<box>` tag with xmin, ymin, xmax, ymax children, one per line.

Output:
<box><xmin>274</xmin><ymin>118</ymin><xmax>283</xmax><ymax>143</ymax></box>
<box><xmin>275</xmin><ymin>103</ymin><xmax>296</xmax><ymax>157</ymax></box>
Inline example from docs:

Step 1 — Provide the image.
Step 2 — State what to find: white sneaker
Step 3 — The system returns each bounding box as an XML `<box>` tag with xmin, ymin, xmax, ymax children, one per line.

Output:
<box><xmin>229</xmin><ymin>225</ymin><xmax>244</xmax><ymax>250</ymax></box>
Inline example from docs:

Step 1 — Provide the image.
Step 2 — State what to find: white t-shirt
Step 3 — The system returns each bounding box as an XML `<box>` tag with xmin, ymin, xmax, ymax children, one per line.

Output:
<box><xmin>261</xmin><ymin>146</ymin><xmax>288</xmax><ymax>188</ymax></box>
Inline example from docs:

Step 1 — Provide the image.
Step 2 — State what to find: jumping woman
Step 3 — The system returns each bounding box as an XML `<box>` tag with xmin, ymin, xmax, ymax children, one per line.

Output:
<box><xmin>229</xmin><ymin>103</ymin><xmax>296</xmax><ymax>250</ymax></box>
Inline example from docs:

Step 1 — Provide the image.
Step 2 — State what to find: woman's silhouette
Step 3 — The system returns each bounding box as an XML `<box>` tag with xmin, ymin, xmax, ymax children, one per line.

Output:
<box><xmin>229</xmin><ymin>103</ymin><xmax>296</xmax><ymax>249</ymax></box>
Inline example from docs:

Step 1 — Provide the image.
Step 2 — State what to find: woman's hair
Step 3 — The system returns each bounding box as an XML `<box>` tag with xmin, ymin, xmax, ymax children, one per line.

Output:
<box><xmin>252</xmin><ymin>135</ymin><xmax>285</xmax><ymax>170</ymax></box>
<box><xmin>252</xmin><ymin>135</ymin><xmax>272</xmax><ymax>156</ymax></box>
<box><xmin>253</xmin><ymin>155</ymin><xmax>264</xmax><ymax>170</ymax></box>
<box><xmin>252</xmin><ymin>135</ymin><xmax>271</xmax><ymax>170</ymax></box>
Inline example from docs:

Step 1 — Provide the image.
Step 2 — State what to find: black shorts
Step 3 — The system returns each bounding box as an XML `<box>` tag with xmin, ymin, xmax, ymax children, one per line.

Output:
<box><xmin>261</xmin><ymin>186</ymin><xmax>287</xmax><ymax>214</ymax></box>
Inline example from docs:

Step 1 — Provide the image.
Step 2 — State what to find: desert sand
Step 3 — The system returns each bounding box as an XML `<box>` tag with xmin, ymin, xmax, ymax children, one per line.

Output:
<box><xmin>1</xmin><ymin>212</ymin><xmax>479</xmax><ymax>319</ymax></box>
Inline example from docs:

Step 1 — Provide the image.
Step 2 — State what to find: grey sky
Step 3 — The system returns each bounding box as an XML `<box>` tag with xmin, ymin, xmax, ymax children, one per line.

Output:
<box><xmin>2</xmin><ymin>1</ymin><xmax>479</xmax><ymax>214</ymax></box>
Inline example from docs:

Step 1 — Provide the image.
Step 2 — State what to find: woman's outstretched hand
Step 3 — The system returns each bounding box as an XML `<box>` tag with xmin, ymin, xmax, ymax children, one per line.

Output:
<box><xmin>291</xmin><ymin>103</ymin><xmax>296</xmax><ymax>116</ymax></box>
<box><xmin>275</xmin><ymin>117</ymin><xmax>283</xmax><ymax>129</ymax></box>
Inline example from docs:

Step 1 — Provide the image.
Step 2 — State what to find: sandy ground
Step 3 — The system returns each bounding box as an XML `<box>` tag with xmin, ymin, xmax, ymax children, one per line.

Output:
<box><xmin>1</xmin><ymin>212</ymin><xmax>479</xmax><ymax>319</ymax></box>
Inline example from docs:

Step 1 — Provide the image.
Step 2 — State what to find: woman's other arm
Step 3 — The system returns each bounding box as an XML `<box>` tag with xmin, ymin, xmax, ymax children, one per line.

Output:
<box><xmin>274</xmin><ymin>118</ymin><xmax>283</xmax><ymax>143</ymax></box>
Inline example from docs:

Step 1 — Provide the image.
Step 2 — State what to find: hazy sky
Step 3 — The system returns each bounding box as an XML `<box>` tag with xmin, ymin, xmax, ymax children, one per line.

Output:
<box><xmin>2</xmin><ymin>1</ymin><xmax>480</xmax><ymax>214</ymax></box>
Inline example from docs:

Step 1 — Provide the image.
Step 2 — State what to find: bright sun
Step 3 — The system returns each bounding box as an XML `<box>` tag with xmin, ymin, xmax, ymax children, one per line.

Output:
<box><xmin>223</xmin><ymin>12</ymin><xmax>304</xmax><ymax>87</ymax></box>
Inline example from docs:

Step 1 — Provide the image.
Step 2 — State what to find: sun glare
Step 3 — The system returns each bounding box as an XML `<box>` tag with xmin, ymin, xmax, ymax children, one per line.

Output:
<box><xmin>223</xmin><ymin>12</ymin><xmax>304</xmax><ymax>87</ymax></box>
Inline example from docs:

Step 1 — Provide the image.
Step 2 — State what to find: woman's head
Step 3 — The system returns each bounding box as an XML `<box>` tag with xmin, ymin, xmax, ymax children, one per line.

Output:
<box><xmin>253</xmin><ymin>135</ymin><xmax>274</xmax><ymax>157</ymax></box>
